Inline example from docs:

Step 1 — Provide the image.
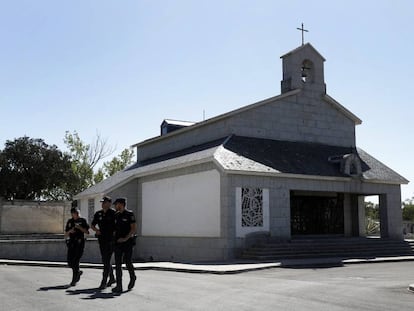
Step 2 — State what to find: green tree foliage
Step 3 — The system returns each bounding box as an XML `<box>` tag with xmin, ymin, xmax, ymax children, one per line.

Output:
<box><xmin>402</xmin><ymin>197</ymin><xmax>414</xmax><ymax>221</ymax></box>
<box><xmin>102</xmin><ymin>148</ymin><xmax>135</xmax><ymax>178</ymax></box>
<box><xmin>63</xmin><ymin>131</ymin><xmax>135</xmax><ymax>197</ymax></box>
<box><xmin>365</xmin><ymin>201</ymin><xmax>380</xmax><ymax>236</ymax></box>
<box><xmin>365</xmin><ymin>201</ymin><xmax>379</xmax><ymax>220</ymax></box>
<box><xmin>0</xmin><ymin>132</ymin><xmax>135</xmax><ymax>201</ymax></box>
<box><xmin>0</xmin><ymin>137</ymin><xmax>75</xmax><ymax>200</ymax></box>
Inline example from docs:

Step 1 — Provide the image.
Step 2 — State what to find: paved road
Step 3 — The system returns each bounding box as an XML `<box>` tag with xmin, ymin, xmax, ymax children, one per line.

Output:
<box><xmin>1</xmin><ymin>261</ymin><xmax>414</xmax><ymax>310</ymax></box>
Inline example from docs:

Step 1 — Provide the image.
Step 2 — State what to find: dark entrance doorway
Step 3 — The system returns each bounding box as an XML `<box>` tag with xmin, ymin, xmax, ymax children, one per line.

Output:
<box><xmin>291</xmin><ymin>192</ymin><xmax>344</xmax><ymax>235</ymax></box>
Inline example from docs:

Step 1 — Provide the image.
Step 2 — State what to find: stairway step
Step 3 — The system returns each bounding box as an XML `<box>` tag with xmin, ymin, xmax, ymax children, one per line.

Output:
<box><xmin>241</xmin><ymin>238</ymin><xmax>414</xmax><ymax>261</ymax></box>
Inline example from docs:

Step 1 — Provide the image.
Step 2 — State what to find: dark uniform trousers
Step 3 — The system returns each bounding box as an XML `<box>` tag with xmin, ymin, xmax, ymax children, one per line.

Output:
<box><xmin>114</xmin><ymin>239</ymin><xmax>135</xmax><ymax>283</ymax></box>
<box><xmin>98</xmin><ymin>237</ymin><xmax>115</xmax><ymax>282</ymax></box>
<box><xmin>67</xmin><ymin>238</ymin><xmax>85</xmax><ymax>282</ymax></box>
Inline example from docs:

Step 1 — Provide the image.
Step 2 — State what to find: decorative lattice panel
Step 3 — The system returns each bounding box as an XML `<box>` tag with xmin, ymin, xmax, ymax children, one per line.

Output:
<box><xmin>241</xmin><ymin>188</ymin><xmax>263</xmax><ymax>227</ymax></box>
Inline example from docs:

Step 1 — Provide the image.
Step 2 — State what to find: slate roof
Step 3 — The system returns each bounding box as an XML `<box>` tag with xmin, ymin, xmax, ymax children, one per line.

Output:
<box><xmin>218</xmin><ymin>136</ymin><xmax>408</xmax><ymax>184</ymax></box>
<box><xmin>75</xmin><ymin>136</ymin><xmax>408</xmax><ymax>198</ymax></box>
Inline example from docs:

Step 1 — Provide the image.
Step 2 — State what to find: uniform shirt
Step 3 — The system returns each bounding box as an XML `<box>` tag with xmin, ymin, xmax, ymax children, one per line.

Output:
<box><xmin>65</xmin><ymin>217</ymin><xmax>89</xmax><ymax>240</ymax></box>
<box><xmin>114</xmin><ymin>209</ymin><xmax>136</xmax><ymax>240</ymax></box>
<box><xmin>91</xmin><ymin>208</ymin><xmax>116</xmax><ymax>241</ymax></box>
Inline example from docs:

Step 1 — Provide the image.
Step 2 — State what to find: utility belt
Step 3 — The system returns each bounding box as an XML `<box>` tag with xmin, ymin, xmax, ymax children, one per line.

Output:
<box><xmin>65</xmin><ymin>237</ymin><xmax>85</xmax><ymax>248</ymax></box>
<box><xmin>115</xmin><ymin>234</ymin><xmax>137</xmax><ymax>246</ymax></box>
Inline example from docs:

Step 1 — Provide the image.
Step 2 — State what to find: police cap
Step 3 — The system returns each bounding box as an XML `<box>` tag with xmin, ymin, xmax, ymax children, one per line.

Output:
<box><xmin>113</xmin><ymin>197</ymin><xmax>126</xmax><ymax>206</ymax></box>
<box><xmin>100</xmin><ymin>196</ymin><xmax>112</xmax><ymax>203</ymax></box>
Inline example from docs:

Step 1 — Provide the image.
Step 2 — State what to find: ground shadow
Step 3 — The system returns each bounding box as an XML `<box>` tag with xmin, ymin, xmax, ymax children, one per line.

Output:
<box><xmin>38</xmin><ymin>285</ymin><xmax>71</xmax><ymax>291</ymax></box>
<box><xmin>66</xmin><ymin>287</ymin><xmax>122</xmax><ymax>299</ymax></box>
<box><xmin>279</xmin><ymin>261</ymin><xmax>344</xmax><ymax>269</ymax></box>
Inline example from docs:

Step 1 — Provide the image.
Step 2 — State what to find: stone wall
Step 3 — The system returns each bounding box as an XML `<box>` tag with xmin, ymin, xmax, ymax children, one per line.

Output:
<box><xmin>137</xmin><ymin>90</ymin><xmax>356</xmax><ymax>161</ymax></box>
<box><xmin>0</xmin><ymin>199</ymin><xmax>71</xmax><ymax>234</ymax></box>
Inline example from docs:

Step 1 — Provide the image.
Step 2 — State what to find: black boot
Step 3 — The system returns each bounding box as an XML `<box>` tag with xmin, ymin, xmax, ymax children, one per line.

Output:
<box><xmin>99</xmin><ymin>279</ymin><xmax>107</xmax><ymax>290</ymax></box>
<box><xmin>112</xmin><ymin>283</ymin><xmax>123</xmax><ymax>293</ymax></box>
<box><xmin>128</xmin><ymin>275</ymin><xmax>136</xmax><ymax>290</ymax></box>
<box><xmin>107</xmin><ymin>275</ymin><xmax>116</xmax><ymax>287</ymax></box>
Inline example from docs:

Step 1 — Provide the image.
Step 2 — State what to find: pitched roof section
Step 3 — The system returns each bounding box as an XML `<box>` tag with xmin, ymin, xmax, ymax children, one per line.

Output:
<box><xmin>324</xmin><ymin>94</ymin><xmax>362</xmax><ymax>125</ymax></box>
<box><xmin>280</xmin><ymin>43</ymin><xmax>326</xmax><ymax>61</ymax></box>
<box><xmin>132</xmin><ymin>89</ymin><xmax>301</xmax><ymax>148</ymax></box>
<box><xmin>75</xmin><ymin>136</ymin><xmax>407</xmax><ymax>198</ymax></box>
<box><xmin>74</xmin><ymin>138</ymin><xmax>227</xmax><ymax>199</ymax></box>
<box><xmin>217</xmin><ymin>136</ymin><xmax>408</xmax><ymax>184</ymax></box>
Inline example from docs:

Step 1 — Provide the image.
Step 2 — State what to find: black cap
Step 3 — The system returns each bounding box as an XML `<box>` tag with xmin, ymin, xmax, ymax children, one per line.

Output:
<box><xmin>70</xmin><ymin>207</ymin><xmax>80</xmax><ymax>214</ymax></box>
<box><xmin>100</xmin><ymin>196</ymin><xmax>112</xmax><ymax>203</ymax></box>
<box><xmin>113</xmin><ymin>197</ymin><xmax>126</xmax><ymax>205</ymax></box>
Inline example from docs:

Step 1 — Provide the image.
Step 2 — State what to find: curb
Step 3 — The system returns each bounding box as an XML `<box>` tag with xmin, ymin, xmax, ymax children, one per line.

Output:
<box><xmin>2</xmin><ymin>256</ymin><xmax>414</xmax><ymax>275</ymax></box>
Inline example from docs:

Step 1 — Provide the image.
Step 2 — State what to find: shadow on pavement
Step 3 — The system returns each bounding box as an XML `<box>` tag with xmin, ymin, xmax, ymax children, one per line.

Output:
<box><xmin>38</xmin><ymin>285</ymin><xmax>71</xmax><ymax>291</ymax></box>
<box><xmin>66</xmin><ymin>287</ymin><xmax>121</xmax><ymax>299</ymax></box>
<box><xmin>280</xmin><ymin>261</ymin><xmax>344</xmax><ymax>269</ymax></box>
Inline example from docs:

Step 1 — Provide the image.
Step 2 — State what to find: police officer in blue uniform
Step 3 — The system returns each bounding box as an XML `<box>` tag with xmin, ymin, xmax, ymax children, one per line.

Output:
<box><xmin>91</xmin><ymin>196</ymin><xmax>116</xmax><ymax>289</ymax></box>
<box><xmin>65</xmin><ymin>206</ymin><xmax>89</xmax><ymax>286</ymax></box>
<box><xmin>112</xmin><ymin>197</ymin><xmax>137</xmax><ymax>293</ymax></box>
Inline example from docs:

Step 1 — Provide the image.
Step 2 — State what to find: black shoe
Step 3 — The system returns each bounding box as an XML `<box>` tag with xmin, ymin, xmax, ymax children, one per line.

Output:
<box><xmin>75</xmin><ymin>270</ymin><xmax>83</xmax><ymax>282</ymax></box>
<box><xmin>128</xmin><ymin>275</ymin><xmax>136</xmax><ymax>290</ymax></box>
<box><xmin>98</xmin><ymin>280</ymin><xmax>107</xmax><ymax>290</ymax></box>
<box><xmin>70</xmin><ymin>280</ymin><xmax>77</xmax><ymax>286</ymax></box>
<box><xmin>112</xmin><ymin>285</ymin><xmax>123</xmax><ymax>293</ymax></box>
<box><xmin>107</xmin><ymin>277</ymin><xmax>116</xmax><ymax>287</ymax></box>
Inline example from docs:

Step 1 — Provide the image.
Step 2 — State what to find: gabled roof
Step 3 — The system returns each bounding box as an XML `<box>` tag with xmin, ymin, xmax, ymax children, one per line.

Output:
<box><xmin>132</xmin><ymin>89</ymin><xmax>301</xmax><ymax>148</ymax></box>
<box><xmin>75</xmin><ymin>136</ymin><xmax>408</xmax><ymax>199</ymax></box>
<box><xmin>218</xmin><ymin>136</ymin><xmax>408</xmax><ymax>184</ymax></box>
<box><xmin>280</xmin><ymin>43</ymin><xmax>326</xmax><ymax>61</ymax></box>
<box><xmin>323</xmin><ymin>94</ymin><xmax>362</xmax><ymax>125</ymax></box>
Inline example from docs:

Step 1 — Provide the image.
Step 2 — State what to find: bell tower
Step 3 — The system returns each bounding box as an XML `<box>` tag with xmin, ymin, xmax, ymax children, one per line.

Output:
<box><xmin>280</xmin><ymin>43</ymin><xmax>326</xmax><ymax>94</ymax></box>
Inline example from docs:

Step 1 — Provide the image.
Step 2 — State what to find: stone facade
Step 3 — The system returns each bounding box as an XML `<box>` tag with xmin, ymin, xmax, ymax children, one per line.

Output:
<box><xmin>75</xmin><ymin>43</ymin><xmax>407</xmax><ymax>262</ymax></box>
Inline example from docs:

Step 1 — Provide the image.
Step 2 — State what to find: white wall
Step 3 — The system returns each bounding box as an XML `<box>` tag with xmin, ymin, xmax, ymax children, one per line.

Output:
<box><xmin>142</xmin><ymin>170</ymin><xmax>221</xmax><ymax>237</ymax></box>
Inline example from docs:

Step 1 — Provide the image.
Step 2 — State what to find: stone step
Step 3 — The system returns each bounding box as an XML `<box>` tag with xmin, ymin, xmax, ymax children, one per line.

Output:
<box><xmin>241</xmin><ymin>238</ymin><xmax>414</xmax><ymax>261</ymax></box>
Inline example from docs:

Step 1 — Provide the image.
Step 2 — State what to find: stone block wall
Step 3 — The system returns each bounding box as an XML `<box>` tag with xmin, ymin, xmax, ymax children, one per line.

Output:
<box><xmin>0</xmin><ymin>199</ymin><xmax>71</xmax><ymax>234</ymax></box>
<box><xmin>137</xmin><ymin>90</ymin><xmax>356</xmax><ymax>162</ymax></box>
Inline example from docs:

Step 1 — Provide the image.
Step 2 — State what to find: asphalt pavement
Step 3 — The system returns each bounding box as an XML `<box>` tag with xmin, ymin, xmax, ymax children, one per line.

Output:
<box><xmin>1</xmin><ymin>261</ymin><xmax>414</xmax><ymax>310</ymax></box>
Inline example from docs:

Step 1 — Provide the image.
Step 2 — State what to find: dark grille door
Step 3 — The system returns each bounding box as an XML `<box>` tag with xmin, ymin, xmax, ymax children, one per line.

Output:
<box><xmin>290</xmin><ymin>194</ymin><xmax>344</xmax><ymax>235</ymax></box>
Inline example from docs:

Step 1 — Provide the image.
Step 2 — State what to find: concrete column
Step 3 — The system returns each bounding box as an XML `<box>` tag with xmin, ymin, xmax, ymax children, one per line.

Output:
<box><xmin>379</xmin><ymin>190</ymin><xmax>403</xmax><ymax>240</ymax></box>
<box><xmin>358</xmin><ymin>196</ymin><xmax>366</xmax><ymax>237</ymax></box>
<box><xmin>379</xmin><ymin>194</ymin><xmax>389</xmax><ymax>238</ymax></box>
<box><xmin>270</xmin><ymin>188</ymin><xmax>290</xmax><ymax>239</ymax></box>
<box><xmin>344</xmin><ymin>194</ymin><xmax>360</xmax><ymax>237</ymax></box>
<box><xmin>343</xmin><ymin>193</ymin><xmax>352</xmax><ymax>237</ymax></box>
<box><xmin>0</xmin><ymin>197</ymin><xmax>3</xmax><ymax>233</ymax></box>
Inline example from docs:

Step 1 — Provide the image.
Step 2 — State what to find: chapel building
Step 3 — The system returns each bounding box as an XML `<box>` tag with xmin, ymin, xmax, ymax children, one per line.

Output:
<box><xmin>75</xmin><ymin>43</ymin><xmax>408</xmax><ymax>261</ymax></box>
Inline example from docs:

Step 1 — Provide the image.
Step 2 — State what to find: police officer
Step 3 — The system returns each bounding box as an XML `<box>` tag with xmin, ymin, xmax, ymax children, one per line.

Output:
<box><xmin>65</xmin><ymin>206</ymin><xmax>89</xmax><ymax>286</ymax></box>
<box><xmin>112</xmin><ymin>197</ymin><xmax>137</xmax><ymax>293</ymax></box>
<box><xmin>91</xmin><ymin>196</ymin><xmax>116</xmax><ymax>289</ymax></box>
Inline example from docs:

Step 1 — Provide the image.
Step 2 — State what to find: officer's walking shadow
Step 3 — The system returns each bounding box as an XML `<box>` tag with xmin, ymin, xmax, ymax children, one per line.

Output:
<box><xmin>38</xmin><ymin>285</ymin><xmax>71</xmax><ymax>291</ymax></box>
<box><xmin>66</xmin><ymin>287</ymin><xmax>122</xmax><ymax>299</ymax></box>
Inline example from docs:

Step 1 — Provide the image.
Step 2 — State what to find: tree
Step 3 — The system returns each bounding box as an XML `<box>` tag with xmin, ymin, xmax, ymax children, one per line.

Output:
<box><xmin>63</xmin><ymin>130</ymin><xmax>135</xmax><ymax>197</ymax></box>
<box><xmin>63</xmin><ymin>131</ymin><xmax>115</xmax><ymax>195</ymax></box>
<box><xmin>102</xmin><ymin>148</ymin><xmax>135</xmax><ymax>178</ymax></box>
<box><xmin>365</xmin><ymin>201</ymin><xmax>379</xmax><ymax>220</ymax></box>
<box><xmin>0</xmin><ymin>137</ymin><xmax>76</xmax><ymax>200</ymax></box>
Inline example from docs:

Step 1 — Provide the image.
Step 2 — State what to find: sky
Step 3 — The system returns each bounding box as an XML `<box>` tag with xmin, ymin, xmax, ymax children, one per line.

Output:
<box><xmin>0</xmin><ymin>0</ymin><xmax>413</xmax><ymax>201</ymax></box>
